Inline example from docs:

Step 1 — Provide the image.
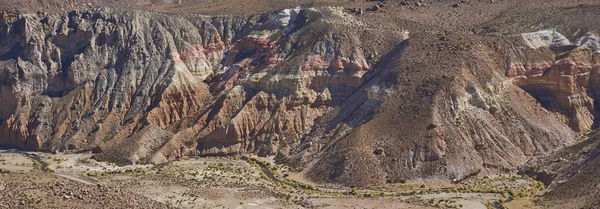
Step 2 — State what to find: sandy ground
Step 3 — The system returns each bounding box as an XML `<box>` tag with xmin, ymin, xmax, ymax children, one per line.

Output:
<box><xmin>0</xmin><ymin>149</ymin><xmax>544</xmax><ymax>209</ymax></box>
<box><xmin>0</xmin><ymin>151</ymin><xmax>35</xmax><ymax>173</ymax></box>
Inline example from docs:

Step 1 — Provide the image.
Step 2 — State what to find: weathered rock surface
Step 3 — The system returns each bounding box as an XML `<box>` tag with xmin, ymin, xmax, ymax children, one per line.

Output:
<box><xmin>0</xmin><ymin>7</ymin><xmax>406</xmax><ymax>166</ymax></box>
<box><xmin>305</xmin><ymin>32</ymin><xmax>577</xmax><ymax>186</ymax></box>
<box><xmin>521</xmin><ymin>130</ymin><xmax>600</xmax><ymax>209</ymax></box>
<box><xmin>0</xmin><ymin>5</ymin><xmax>590</xmax><ymax>187</ymax></box>
<box><xmin>507</xmin><ymin>30</ymin><xmax>600</xmax><ymax>132</ymax></box>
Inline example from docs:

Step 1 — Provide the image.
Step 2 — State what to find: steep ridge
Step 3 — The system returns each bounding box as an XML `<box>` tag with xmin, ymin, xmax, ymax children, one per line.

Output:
<box><xmin>301</xmin><ymin>2</ymin><xmax>600</xmax><ymax>185</ymax></box>
<box><xmin>507</xmin><ymin>30</ymin><xmax>600</xmax><ymax>132</ymax></box>
<box><xmin>521</xmin><ymin>130</ymin><xmax>600</xmax><ymax>209</ymax></box>
<box><xmin>1</xmin><ymin>3</ymin><xmax>599</xmax><ymax>188</ymax></box>
<box><xmin>0</xmin><ymin>7</ymin><xmax>407</xmax><ymax>166</ymax></box>
<box><xmin>305</xmin><ymin>31</ymin><xmax>577</xmax><ymax>186</ymax></box>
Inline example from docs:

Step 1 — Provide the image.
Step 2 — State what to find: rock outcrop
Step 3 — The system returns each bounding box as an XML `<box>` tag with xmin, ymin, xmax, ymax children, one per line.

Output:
<box><xmin>0</xmin><ymin>7</ymin><xmax>407</xmax><ymax>166</ymax></box>
<box><xmin>521</xmin><ymin>129</ymin><xmax>600</xmax><ymax>209</ymax></box>
<box><xmin>507</xmin><ymin>30</ymin><xmax>600</xmax><ymax>132</ymax></box>
<box><xmin>305</xmin><ymin>33</ymin><xmax>577</xmax><ymax>186</ymax></box>
<box><xmin>0</xmin><ymin>6</ymin><xmax>587</xmax><ymax>186</ymax></box>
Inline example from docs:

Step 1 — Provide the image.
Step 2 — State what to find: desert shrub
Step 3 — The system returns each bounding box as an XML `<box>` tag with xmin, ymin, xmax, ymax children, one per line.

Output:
<box><xmin>32</xmin><ymin>161</ymin><xmax>42</xmax><ymax>170</ymax></box>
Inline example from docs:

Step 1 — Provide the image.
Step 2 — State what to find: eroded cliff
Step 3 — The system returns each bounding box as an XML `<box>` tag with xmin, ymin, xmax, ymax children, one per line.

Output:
<box><xmin>0</xmin><ymin>8</ymin><xmax>406</xmax><ymax>165</ymax></box>
<box><xmin>0</xmin><ymin>5</ymin><xmax>594</xmax><ymax>187</ymax></box>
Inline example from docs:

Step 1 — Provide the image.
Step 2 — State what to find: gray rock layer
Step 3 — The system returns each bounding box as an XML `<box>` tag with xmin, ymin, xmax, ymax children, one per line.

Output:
<box><xmin>0</xmin><ymin>8</ymin><xmax>578</xmax><ymax>186</ymax></box>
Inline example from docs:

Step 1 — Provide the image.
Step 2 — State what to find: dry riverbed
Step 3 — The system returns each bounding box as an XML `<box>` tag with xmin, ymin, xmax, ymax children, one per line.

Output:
<box><xmin>0</xmin><ymin>149</ymin><xmax>543</xmax><ymax>209</ymax></box>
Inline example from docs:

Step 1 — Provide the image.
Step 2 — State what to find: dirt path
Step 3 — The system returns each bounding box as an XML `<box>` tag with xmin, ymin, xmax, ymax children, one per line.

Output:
<box><xmin>54</xmin><ymin>173</ymin><xmax>99</xmax><ymax>185</ymax></box>
<box><xmin>12</xmin><ymin>150</ymin><xmax>100</xmax><ymax>185</ymax></box>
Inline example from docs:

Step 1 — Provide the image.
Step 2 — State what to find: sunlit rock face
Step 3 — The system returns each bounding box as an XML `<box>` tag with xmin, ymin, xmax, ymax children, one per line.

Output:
<box><xmin>0</xmin><ymin>7</ymin><xmax>584</xmax><ymax>187</ymax></box>
<box><xmin>507</xmin><ymin>30</ymin><xmax>600</xmax><ymax>132</ymax></box>
<box><xmin>0</xmin><ymin>7</ymin><xmax>407</xmax><ymax>164</ymax></box>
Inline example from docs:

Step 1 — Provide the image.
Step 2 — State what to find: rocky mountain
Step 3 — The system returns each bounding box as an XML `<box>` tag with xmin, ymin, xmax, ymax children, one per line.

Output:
<box><xmin>0</xmin><ymin>7</ymin><xmax>407</xmax><ymax>175</ymax></box>
<box><xmin>1</xmin><ymin>0</ymin><xmax>600</xmax><ymax>194</ymax></box>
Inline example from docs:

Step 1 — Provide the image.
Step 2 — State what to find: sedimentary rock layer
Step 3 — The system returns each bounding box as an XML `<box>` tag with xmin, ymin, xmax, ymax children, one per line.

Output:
<box><xmin>0</xmin><ymin>7</ymin><xmax>585</xmax><ymax>186</ymax></box>
<box><xmin>507</xmin><ymin>30</ymin><xmax>600</xmax><ymax>132</ymax></box>
<box><xmin>0</xmin><ymin>8</ymin><xmax>404</xmax><ymax>164</ymax></box>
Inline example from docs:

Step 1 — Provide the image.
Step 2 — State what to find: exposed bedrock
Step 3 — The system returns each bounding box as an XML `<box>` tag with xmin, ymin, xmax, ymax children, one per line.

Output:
<box><xmin>306</xmin><ymin>34</ymin><xmax>576</xmax><ymax>186</ymax></box>
<box><xmin>0</xmin><ymin>7</ymin><xmax>405</xmax><ymax>164</ymax></box>
<box><xmin>0</xmin><ymin>8</ymin><xmax>585</xmax><ymax>186</ymax></box>
<box><xmin>507</xmin><ymin>30</ymin><xmax>600</xmax><ymax>132</ymax></box>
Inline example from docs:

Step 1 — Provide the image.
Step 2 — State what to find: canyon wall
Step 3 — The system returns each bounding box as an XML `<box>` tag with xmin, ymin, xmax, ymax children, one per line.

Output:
<box><xmin>507</xmin><ymin>30</ymin><xmax>600</xmax><ymax>132</ymax></box>
<box><xmin>0</xmin><ymin>7</ymin><xmax>591</xmax><ymax>186</ymax></box>
<box><xmin>305</xmin><ymin>32</ymin><xmax>578</xmax><ymax>186</ymax></box>
<box><xmin>0</xmin><ymin>8</ymin><xmax>405</xmax><ymax>164</ymax></box>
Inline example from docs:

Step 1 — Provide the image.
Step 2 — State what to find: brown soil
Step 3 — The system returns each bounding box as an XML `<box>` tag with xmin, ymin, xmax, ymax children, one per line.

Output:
<box><xmin>1</xmin><ymin>151</ymin><xmax>536</xmax><ymax>209</ymax></box>
<box><xmin>0</xmin><ymin>172</ymin><xmax>167</xmax><ymax>209</ymax></box>
<box><xmin>2</xmin><ymin>0</ymin><xmax>600</xmax><ymax>208</ymax></box>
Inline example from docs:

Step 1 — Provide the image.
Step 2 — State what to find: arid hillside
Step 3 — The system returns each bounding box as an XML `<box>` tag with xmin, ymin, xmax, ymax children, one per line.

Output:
<box><xmin>2</xmin><ymin>1</ymin><xmax>600</xmax><ymax>208</ymax></box>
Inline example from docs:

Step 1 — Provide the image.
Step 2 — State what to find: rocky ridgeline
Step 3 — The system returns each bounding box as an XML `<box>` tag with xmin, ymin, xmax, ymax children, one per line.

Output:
<box><xmin>0</xmin><ymin>7</ymin><xmax>406</xmax><ymax>165</ymax></box>
<box><xmin>1</xmin><ymin>5</ymin><xmax>595</xmax><ymax>187</ymax></box>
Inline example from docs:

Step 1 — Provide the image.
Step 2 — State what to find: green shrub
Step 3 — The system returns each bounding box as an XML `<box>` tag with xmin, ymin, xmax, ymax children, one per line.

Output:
<box><xmin>32</xmin><ymin>161</ymin><xmax>42</xmax><ymax>170</ymax></box>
